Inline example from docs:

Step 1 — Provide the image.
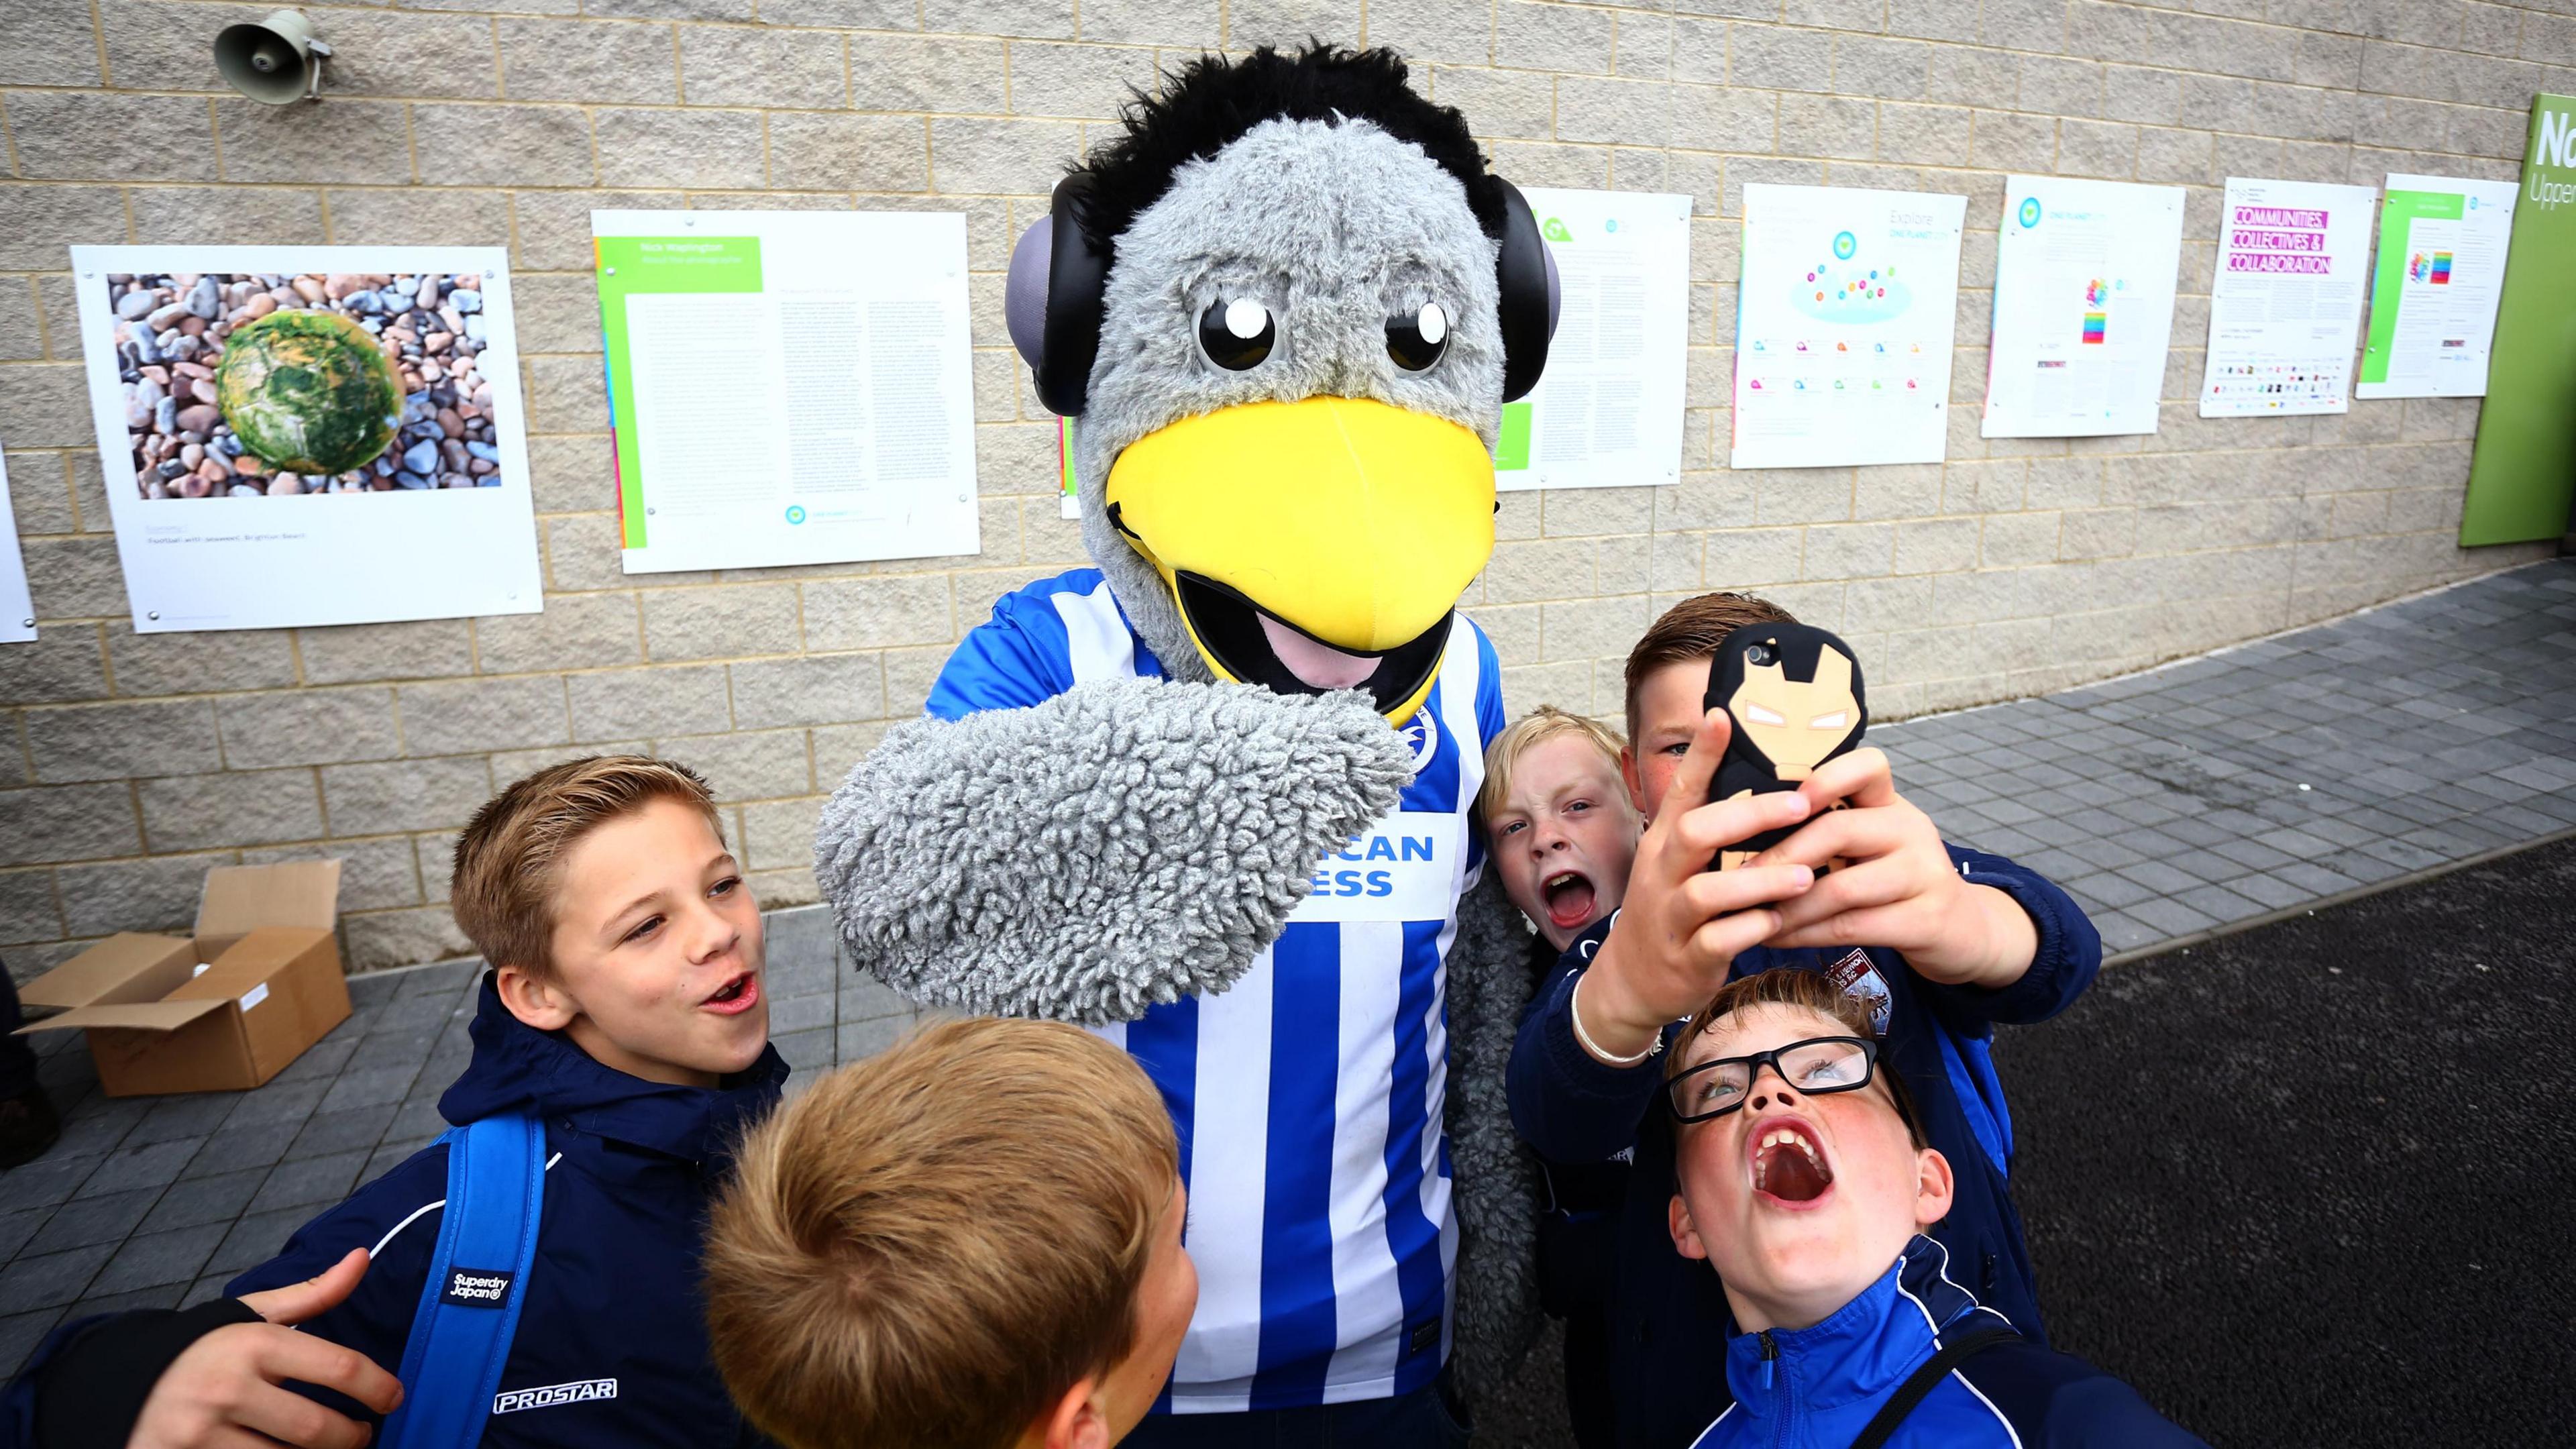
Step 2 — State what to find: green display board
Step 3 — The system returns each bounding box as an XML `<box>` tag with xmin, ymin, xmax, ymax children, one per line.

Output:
<box><xmin>2461</xmin><ymin>95</ymin><xmax>2576</xmax><ymax>546</ymax></box>
<box><xmin>590</xmin><ymin>234</ymin><xmax>763</xmax><ymax>550</ymax></box>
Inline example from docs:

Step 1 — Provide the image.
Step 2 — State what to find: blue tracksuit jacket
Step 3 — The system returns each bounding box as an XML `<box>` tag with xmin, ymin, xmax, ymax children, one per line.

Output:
<box><xmin>5</xmin><ymin>975</ymin><xmax>787</xmax><ymax>1449</ymax></box>
<box><xmin>1508</xmin><ymin>845</ymin><xmax>2100</xmax><ymax>1449</ymax></box>
<box><xmin>1688</xmin><ymin>1236</ymin><xmax>2201</xmax><ymax>1448</ymax></box>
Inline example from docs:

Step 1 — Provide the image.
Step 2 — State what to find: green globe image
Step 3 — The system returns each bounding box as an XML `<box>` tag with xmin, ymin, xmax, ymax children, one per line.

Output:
<box><xmin>215</xmin><ymin>310</ymin><xmax>405</xmax><ymax>476</ymax></box>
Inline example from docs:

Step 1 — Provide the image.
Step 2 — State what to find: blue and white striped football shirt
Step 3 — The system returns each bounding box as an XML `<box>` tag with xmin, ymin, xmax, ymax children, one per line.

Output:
<box><xmin>926</xmin><ymin>568</ymin><xmax>1507</xmax><ymax>1413</ymax></box>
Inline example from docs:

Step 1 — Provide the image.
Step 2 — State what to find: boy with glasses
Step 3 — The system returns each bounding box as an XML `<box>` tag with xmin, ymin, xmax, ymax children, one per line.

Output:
<box><xmin>1507</xmin><ymin>592</ymin><xmax>2103</xmax><ymax>1446</ymax></box>
<box><xmin>1666</xmin><ymin>969</ymin><xmax>2199</xmax><ymax>1447</ymax></box>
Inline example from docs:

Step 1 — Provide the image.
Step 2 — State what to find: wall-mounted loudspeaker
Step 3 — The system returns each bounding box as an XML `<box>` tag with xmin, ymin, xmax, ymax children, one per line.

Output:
<box><xmin>214</xmin><ymin>9</ymin><xmax>331</xmax><ymax>106</ymax></box>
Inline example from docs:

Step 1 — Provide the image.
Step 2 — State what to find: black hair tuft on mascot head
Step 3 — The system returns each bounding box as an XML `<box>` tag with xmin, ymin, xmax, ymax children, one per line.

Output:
<box><xmin>1075</xmin><ymin>44</ymin><xmax>1511</xmax><ymax>253</ymax></box>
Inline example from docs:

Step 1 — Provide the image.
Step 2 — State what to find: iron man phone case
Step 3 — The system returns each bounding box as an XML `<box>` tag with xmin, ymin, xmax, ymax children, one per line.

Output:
<box><xmin>1704</xmin><ymin>621</ymin><xmax>1868</xmax><ymax>862</ymax></box>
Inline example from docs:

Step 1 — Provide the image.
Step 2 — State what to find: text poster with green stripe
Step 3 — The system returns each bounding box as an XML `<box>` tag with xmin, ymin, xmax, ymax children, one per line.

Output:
<box><xmin>2462</xmin><ymin>95</ymin><xmax>2576</xmax><ymax>546</ymax></box>
<box><xmin>590</xmin><ymin>211</ymin><xmax>979</xmax><ymax>573</ymax></box>
<box><xmin>1495</xmin><ymin>188</ymin><xmax>1692</xmax><ymax>492</ymax></box>
<box><xmin>2355</xmin><ymin>174</ymin><xmax>2518</xmax><ymax>400</ymax></box>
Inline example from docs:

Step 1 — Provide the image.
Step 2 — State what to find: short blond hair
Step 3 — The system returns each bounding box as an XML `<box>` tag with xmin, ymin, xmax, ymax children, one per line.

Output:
<box><xmin>449</xmin><ymin>755</ymin><xmax>725</xmax><ymax>978</ymax></box>
<box><xmin>1477</xmin><ymin>704</ymin><xmax>1628</xmax><ymax>833</ymax></box>
<box><xmin>705</xmin><ymin>1017</ymin><xmax>1180</xmax><ymax>1449</ymax></box>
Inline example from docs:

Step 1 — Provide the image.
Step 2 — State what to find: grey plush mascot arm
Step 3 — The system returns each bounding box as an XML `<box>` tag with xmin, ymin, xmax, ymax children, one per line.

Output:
<box><xmin>815</xmin><ymin>678</ymin><xmax>1411</xmax><ymax>1024</ymax></box>
<box><xmin>1442</xmin><ymin>869</ymin><xmax>1548</xmax><ymax>1401</ymax></box>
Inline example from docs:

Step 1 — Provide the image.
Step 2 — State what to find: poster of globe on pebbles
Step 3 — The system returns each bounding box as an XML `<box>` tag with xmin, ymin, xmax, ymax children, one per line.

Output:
<box><xmin>69</xmin><ymin>246</ymin><xmax>541</xmax><ymax>633</ymax></box>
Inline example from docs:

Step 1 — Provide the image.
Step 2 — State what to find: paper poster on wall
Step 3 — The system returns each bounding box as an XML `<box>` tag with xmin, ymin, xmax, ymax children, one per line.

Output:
<box><xmin>2197</xmin><ymin>178</ymin><xmax>2377</xmax><ymax>417</ymax></box>
<box><xmin>2355</xmin><ymin>174</ymin><xmax>2518</xmax><ymax>400</ymax></box>
<box><xmin>2463</xmin><ymin>94</ymin><xmax>2576</xmax><ymax>545</ymax></box>
<box><xmin>1982</xmin><ymin>178</ymin><xmax>2185</xmax><ymax>438</ymax></box>
<box><xmin>1492</xmin><ymin>189</ymin><xmax>1690</xmax><ymax>492</ymax></box>
<box><xmin>68</xmin><ymin>246</ymin><xmax>541</xmax><ymax>633</ymax></box>
<box><xmin>592</xmin><ymin>211</ymin><xmax>979</xmax><ymax>574</ymax></box>
<box><xmin>0</xmin><ymin>450</ymin><xmax>36</xmax><ymax>643</ymax></box>
<box><xmin>1731</xmin><ymin>184</ymin><xmax>1967</xmax><ymax>470</ymax></box>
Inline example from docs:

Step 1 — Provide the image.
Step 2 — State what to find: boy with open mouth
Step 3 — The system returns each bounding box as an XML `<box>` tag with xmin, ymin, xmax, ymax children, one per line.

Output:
<box><xmin>1666</xmin><ymin>968</ymin><xmax>2201</xmax><ymax>1447</ymax></box>
<box><xmin>1482</xmin><ymin>705</ymin><xmax>1646</xmax><ymax>955</ymax></box>
<box><xmin>5</xmin><ymin>756</ymin><xmax>786</xmax><ymax>1449</ymax></box>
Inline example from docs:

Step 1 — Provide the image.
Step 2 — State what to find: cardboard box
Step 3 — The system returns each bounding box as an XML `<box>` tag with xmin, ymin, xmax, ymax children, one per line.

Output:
<box><xmin>15</xmin><ymin>860</ymin><xmax>352</xmax><ymax>1097</ymax></box>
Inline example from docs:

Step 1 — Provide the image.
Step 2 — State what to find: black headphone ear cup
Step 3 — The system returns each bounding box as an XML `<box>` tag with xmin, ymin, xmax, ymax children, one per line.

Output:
<box><xmin>1493</xmin><ymin>178</ymin><xmax>1555</xmax><ymax>404</ymax></box>
<box><xmin>1036</xmin><ymin>172</ymin><xmax>1112</xmax><ymax>417</ymax></box>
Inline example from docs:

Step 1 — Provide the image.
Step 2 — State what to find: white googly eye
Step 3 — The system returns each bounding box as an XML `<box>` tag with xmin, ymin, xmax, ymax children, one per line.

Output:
<box><xmin>1744</xmin><ymin>703</ymin><xmax>1787</xmax><ymax>727</ymax></box>
<box><xmin>1385</xmin><ymin>302</ymin><xmax>1451</xmax><ymax>372</ymax></box>
<box><xmin>1809</xmin><ymin>710</ymin><xmax>1848</xmax><ymax>730</ymax></box>
<box><xmin>1198</xmin><ymin>297</ymin><xmax>1275</xmax><ymax>370</ymax></box>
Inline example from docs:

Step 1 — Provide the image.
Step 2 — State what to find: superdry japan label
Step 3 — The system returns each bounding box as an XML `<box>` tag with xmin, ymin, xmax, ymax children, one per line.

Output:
<box><xmin>441</xmin><ymin>1267</ymin><xmax>515</xmax><ymax>1309</ymax></box>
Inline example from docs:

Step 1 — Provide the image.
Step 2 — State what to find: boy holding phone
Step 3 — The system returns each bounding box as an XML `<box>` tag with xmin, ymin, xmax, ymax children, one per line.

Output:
<box><xmin>1505</xmin><ymin>593</ymin><xmax>2103</xmax><ymax>1448</ymax></box>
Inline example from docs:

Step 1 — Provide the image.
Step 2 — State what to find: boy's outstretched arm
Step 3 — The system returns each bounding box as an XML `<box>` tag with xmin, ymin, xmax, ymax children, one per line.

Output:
<box><xmin>1566</xmin><ymin>709</ymin><xmax>1821</xmax><ymax>1062</ymax></box>
<box><xmin>123</xmin><ymin>1251</ymin><xmax>401</xmax><ymax>1449</ymax></box>
<box><xmin>1749</xmin><ymin>745</ymin><xmax>2037</xmax><ymax>987</ymax></box>
<box><xmin>13</xmin><ymin>1249</ymin><xmax>402</xmax><ymax>1449</ymax></box>
<box><xmin>1507</xmin><ymin>710</ymin><xmax>1821</xmax><ymax>1163</ymax></box>
<box><xmin>7</xmin><ymin>1150</ymin><xmax>446</xmax><ymax>1449</ymax></box>
<box><xmin>1750</xmin><ymin>747</ymin><xmax>2101</xmax><ymax>1023</ymax></box>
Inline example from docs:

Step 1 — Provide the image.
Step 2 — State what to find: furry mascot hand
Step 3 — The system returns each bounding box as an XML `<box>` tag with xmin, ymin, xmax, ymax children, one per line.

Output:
<box><xmin>817</xmin><ymin>678</ymin><xmax>1413</xmax><ymax>1023</ymax></box>
<box><xmin>816</xmin><ymin>44</ymin><xmax>1561</xmax><ymax>1411</ymax></box>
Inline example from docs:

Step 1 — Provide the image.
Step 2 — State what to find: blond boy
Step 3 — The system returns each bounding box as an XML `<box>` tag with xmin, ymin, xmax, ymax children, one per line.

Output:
<box><xmin>6</xmin><ymin>756</ymin><xmax>786</xmax><ymax>1449</ymax></box>
<box><xmin>1479</xmin><ymin>706</ymin><xmax>1646</xmax><ymax>951</ymax></box>
<box><xmin>706</xmin><ymin>1017</ymin><xmax>1198</xmax><ymax>1449</ymax></box>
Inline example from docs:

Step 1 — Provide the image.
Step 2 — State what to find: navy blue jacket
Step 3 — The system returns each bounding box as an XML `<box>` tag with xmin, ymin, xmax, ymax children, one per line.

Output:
<box><xmin>6</xmin><ymin>975</ymin><xmax>786</xmax><ymax>1449</ymax></box>
<box><xmin>1688</xmin><ymin>1236</ymin><xmax>2200</xmax><ymax>1448</ymax></box>
<box><xmin>1509</xmin><ymin>845</ymin><xmax>2099</xmax><ymax>1449</ymax></box>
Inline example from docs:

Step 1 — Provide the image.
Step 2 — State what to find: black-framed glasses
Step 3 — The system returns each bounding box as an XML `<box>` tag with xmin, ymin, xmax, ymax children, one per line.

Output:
<box><xmin>1665</xmin><ymin>1036</ymin><xmax>1881</xmax><ymax>1124</ymax></box>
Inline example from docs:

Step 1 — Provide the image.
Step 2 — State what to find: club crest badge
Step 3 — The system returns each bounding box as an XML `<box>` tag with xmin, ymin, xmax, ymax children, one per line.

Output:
<box><xmin>1825</xmin><ymin>948</ymin><xmax>1893</xmax><ymax>1036</ymax></box>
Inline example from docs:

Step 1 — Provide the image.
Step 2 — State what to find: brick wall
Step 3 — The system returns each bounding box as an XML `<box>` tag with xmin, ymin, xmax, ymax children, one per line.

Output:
<box><xmin>1</xmin><ymin>0</ymin><xmax>2566</xmax><ymax>976</ymax></box>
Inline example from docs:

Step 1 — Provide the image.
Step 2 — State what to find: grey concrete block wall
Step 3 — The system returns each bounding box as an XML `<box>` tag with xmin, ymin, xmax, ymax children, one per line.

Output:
<box><xmin>1</xmin><ymin>0</ymin><xmax>2567</xmax><ymax>977</ymax></box>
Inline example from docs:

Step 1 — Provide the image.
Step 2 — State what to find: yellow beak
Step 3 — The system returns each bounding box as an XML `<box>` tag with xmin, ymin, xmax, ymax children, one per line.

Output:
<box><xmin>1104</xmin><ymin>396</ymin><xmax>1497</xmax><ymax>721</ymax></box>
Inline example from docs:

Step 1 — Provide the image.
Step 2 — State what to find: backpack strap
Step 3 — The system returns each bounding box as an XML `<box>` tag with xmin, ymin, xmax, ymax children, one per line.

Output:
<box><xmin>378</xmin><ymin>1113</ymin><xmax>547</xmax><ymax>1449</ymax></box>
<box><xmin>1847</xmin><ymin>1322</ymin><xmax>2019</xmax><ymax>1449</ymax></box>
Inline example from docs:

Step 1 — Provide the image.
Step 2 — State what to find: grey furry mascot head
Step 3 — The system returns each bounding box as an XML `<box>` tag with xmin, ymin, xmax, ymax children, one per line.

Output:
<box><xmin>1006</xmin><ymin>44</ymin><xmax>1558</xmax><ymax>722</ymax></box>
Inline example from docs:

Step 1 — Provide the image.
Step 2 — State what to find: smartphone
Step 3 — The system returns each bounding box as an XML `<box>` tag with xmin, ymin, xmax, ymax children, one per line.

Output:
<box><xmin>1703</xmin><ymin>622</ymin><xmax>1868</xmax><ymax>860</ymax></box>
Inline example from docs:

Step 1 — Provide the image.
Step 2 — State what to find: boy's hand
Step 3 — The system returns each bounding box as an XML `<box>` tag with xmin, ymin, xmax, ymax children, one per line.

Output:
<box><xmin>1576</xmin><ymin>709</ymin><xmax>1819</xmax><ymax>1063</ymax></box>
<box><xmin>1748</xmin><ymin>748</ymin><xmax>2039</xmax><ymax>989</ymax></box>
<box><xmin>129</xmin><ymin>1249</ymin><xmax>403</xmax><ymax>1449</ymax></box>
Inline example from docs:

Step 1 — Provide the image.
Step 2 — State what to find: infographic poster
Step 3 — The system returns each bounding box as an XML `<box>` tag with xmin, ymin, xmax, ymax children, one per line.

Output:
<box><xmin>0</xmin><ymin>451</ymin><xmax>35</xmax><ymax>643</ymax></box>
<box><xmin>1493</xmin><ymin>188</ymin><xmax>1692</xmax><ymax>492</ymax></box>
<box><xmin>1982</xmin><ymin>178</ymin><xmax>2185</xmax><ymax>438</ymax></box>
<box><xmin>593</xmin><ymin>211</ymin><xmax>979</xmax><ymax>574</ymax></box>
<box><xmin>2463</xmin><ymin>94</ymin><xmax>2576</xmax><ymax>545</ymax></box>
<box><xmin>2197</xmin><ymin>178</ymin><xmax>2377</xmax><ymax>417</ymax></box>
<box><xmin>1731</xmin><ymin>184</ymin><xmax>1967</xmax><ymax>470</ymax></box>
<box><xmin>2355</xmin><ymin>174</ymin><xmax>2518</xmax><ymax>400</ymax></box>
<box><xmin>68</xmin><ymin>245</ymin><xmax>541</xmax><ymax>633</ymax></box>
